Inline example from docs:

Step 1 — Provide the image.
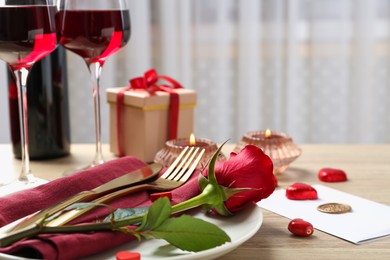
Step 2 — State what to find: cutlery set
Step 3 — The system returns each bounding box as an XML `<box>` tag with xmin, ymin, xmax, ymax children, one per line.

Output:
<box><xmin>0</xmin><ymin>146</ymin><xmax>205</xmax><ymax>243</ymax></box>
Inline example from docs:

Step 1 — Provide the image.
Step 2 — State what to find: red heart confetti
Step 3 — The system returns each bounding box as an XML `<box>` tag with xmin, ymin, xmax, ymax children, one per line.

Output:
<box><xmin>318</xmin><ymin>168</ymin><xmax>347</xmax><ymax>182</ymax></box>
<box><xmin>149</xmin><ymin>191</ymin><xmax>173</xmax><ymax>202</ymax></box>
<box><xmin>286</xmin><ymin>182</ymin><xmax>318</xmax><ymax>200</ymax></box>
<box><xmin>288</xmin><ymin>218</ymin><xmax>314</xmax><ymax>237</ymax></box>
<box><xmin>116</xmin><ymin>251</ymin><xmax>141</xmax><ymax>260</ymax></box>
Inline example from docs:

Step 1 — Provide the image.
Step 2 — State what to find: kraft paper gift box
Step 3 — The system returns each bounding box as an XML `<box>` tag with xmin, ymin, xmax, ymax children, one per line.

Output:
<box><xmin>107</xmin><ymin>87</ymin><xmax>196</xmax><ymax>162</ymax></box>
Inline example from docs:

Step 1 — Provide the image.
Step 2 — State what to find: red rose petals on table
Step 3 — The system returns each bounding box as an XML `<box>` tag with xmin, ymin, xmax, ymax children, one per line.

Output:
<box><xmin>286</xmin><ymin>182</ymin><xmax>318</xmax><ymax>200</ymax></box>
<box><xmin>318</xmin><ymin>168</ymin><xmax>348</xmax><ymax>182</ymax></box>
<box><xmin>288</xmin><ymin>218</ymin><xmax>314</xmax><ymax>237</ymax></box>
<box><xmin>149</xmin><ymin>191</ymin><xmax>172</xmax><ymax>202</ymax></box>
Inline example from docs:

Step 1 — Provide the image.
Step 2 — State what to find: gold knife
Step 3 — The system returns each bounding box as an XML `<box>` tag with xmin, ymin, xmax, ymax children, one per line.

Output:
<box><xmin>0</xmin><ymin>163</ymin><xmax>163</xmax><ymax>236</ymax></box>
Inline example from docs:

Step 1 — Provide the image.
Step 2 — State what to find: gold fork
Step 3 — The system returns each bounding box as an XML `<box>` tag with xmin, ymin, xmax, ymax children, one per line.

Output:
<box><xmin>47</xmin><ymin>146</ymin><xmax>205</xmax><ymax>227</ymax></box>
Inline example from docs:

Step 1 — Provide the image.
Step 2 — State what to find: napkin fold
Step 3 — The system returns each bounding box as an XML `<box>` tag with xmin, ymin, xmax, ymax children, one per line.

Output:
<box><xmin>0</xmin><ymin>156</ymin><xmax>201</xmax><ymax>260</ymax></box>
<box><xmin>259</xmin><ymin>184</ymin><xmax>390</xmax><ymax>244</ymax></box>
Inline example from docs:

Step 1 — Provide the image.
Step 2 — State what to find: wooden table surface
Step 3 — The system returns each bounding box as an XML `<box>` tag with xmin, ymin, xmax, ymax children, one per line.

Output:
<box><xmin>1</xmin><ymin>144</ymin><xmax>389</xmax><ymax>259</ymax></box>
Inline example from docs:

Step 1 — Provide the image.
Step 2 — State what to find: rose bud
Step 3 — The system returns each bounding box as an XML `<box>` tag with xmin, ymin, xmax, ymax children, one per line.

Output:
<box><xmin>286</xmin><ymin>182</ymin><xmax>318</xmax><ymax>200</ymax></box>
<box><xmin>211</xmin><ymin>145</ymin><xmax>276</xmax><ymax>214</ymax></box>
<box><xmin>318</xmin><ymin>168</ymin><xmax>347</xmax><ymax>182</ymax></box>
<box><xmin>196</xmin><ymin>144</ymin><xmax>276</xmax><ymax>216</ymax></box>
<box><xmin>288</xmin><ymin>218</ymin><xmax>314</xmax><ymax>237</ymax></box>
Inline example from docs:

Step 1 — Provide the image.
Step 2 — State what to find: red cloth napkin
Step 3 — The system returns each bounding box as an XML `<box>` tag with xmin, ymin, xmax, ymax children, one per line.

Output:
<box><xmin>0</xmin><ymin>156</ymin><xmax>201</xmax><ymax>260</ymax></box>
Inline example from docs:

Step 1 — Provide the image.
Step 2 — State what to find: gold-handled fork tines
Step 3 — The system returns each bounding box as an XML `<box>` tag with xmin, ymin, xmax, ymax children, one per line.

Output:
<box><xmin>47</xmin><ymin>146</ymin><xmax>205</xmax><ymax>227</ymax></box>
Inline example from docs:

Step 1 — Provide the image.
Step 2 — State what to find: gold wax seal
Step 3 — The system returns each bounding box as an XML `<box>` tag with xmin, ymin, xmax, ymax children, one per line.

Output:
<box><xmin>317</xmin><ymin>203</ymin><xmax>352</xmax><ymax>214</ymax></box>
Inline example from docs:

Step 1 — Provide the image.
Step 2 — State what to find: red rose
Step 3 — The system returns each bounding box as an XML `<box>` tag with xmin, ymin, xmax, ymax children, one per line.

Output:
<box><xmin>212</xmin><ymin>145</ymin><xmax>276</xmax><ymax>213</ymax></box>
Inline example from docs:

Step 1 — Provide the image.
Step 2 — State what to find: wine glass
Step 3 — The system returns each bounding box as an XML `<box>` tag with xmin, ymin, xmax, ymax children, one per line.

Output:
<box><xmin>0</xmin><ymin>0</ymin><xmax>58</xmax><ymax>187</ymax></box>
<box><xmin>57</xmin><ymin>0</ymin><xmax>131</xmax><ymax>174</ymax></box>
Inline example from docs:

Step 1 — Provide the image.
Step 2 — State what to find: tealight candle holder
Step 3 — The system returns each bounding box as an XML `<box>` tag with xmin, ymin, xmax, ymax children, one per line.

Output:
<box><xmin>154</xmin><ymin>135</ymin><xmax>226</xmax><ymax>169</ymax></box>
<box><xmin>234</xmin><ymin>129</ymin><xmax>301</xmax><ymax>174</ymax></box>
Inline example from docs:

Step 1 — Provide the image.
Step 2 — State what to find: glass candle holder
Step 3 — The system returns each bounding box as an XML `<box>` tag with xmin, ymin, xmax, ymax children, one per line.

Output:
<box><xmin>154</xmin><ymin>138</ymin><xmax>226</xmax><ymax>169</ymax></box>
<box><xmin>234</xmin><ymin>130</ymin><xmax>301</xmax><ymax>174</ymax></box>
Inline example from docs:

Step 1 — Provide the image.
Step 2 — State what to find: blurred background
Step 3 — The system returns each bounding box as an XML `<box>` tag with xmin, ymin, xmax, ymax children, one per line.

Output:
<box><xmin>1</xmin><ymin>0</ymin><xmax>390</xmax><ymax>145</ymax></box>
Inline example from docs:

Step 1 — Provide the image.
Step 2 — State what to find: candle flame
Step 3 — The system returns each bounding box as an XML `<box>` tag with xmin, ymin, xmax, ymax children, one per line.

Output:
<box><xmin>265</xmin><ymin>129</ymin><xmax>272</xmax><ymax>138</ymax></box>
<box><xmin>189</xmin><ymin>132</ymin><xmax>196</xmax><ymax>146</ymax></box>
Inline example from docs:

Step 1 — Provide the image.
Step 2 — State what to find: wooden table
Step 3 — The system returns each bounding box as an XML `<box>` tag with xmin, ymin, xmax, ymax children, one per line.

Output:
<box><xmin>1</xmin><ymin>144</ymin><xmax>390</xmax><ymax>259</ymax></box>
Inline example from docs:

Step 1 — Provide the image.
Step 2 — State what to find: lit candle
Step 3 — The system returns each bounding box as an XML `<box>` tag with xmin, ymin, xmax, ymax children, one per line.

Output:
<box><xmin>253</xmin><ymin>129</ymin><xmax>284</xmax><ymax>140</ymax></box>
<box><xmin>154</xmin><ymin>133</ymin><xmax>226</xmax><ymax>168</ymax></box>
<box><xmin>234</xmin><ymin>129</ymin><xmax>301</xmax><ymax>174</ymax></box>
<box><xmin>173</xmin><ymin>133</ymin><xmax>211</xmax><ymax>148</ymax></box>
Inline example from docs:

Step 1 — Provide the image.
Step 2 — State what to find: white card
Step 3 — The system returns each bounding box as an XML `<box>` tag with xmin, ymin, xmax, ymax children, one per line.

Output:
<box><xmin>258</xmin><ymin>184</ymin><xmax>390</xmax><ymax>244</ymax></box>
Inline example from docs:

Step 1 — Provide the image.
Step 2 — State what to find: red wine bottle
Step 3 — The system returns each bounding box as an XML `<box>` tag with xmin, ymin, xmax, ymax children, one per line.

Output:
<box><xmin>8</xmin><ymin>46</ymin><xmax>70</xmax><ymax>160</ymax></box>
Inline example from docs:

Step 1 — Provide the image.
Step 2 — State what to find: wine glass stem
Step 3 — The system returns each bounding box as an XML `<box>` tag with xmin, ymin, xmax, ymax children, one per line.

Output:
<box><xmin>13</xmin><ymin>68</ymin><xmax>32</xmax><ymax>182</ymax></box>
<box><xmin>88</xmin><ymin>62</ymin><xmax>105</xmax><ymax>166</ymax></box>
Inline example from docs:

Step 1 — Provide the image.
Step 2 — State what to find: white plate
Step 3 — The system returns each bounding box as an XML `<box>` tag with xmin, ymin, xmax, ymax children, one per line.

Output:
<box><xmin>0</xmin><ymin>204</ymin><xmax>262</xmax><ymax>260</ymax></box>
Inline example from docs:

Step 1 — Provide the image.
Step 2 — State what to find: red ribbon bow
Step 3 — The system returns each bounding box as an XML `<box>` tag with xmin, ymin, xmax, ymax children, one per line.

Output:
<box><xmin>116</xmin><ymin>69</ymin><xmax>183</xmax><ymax>157</ymax></box>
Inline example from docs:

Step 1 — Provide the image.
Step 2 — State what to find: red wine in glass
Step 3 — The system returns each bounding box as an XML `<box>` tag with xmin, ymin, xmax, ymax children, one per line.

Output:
<box><xmin>58</xmin><ymin>10</ymin><xmax>130</xmax><ymax>64</ymax></box>
<box><xmin>0</xmin><ymin>6</ymin><xmax>57</xmax><ymax>69</ymax></box>
<box><xmin>0</xmin><ymin>4</ymin><xmax>57</xmax><ymax>185</ymax></box>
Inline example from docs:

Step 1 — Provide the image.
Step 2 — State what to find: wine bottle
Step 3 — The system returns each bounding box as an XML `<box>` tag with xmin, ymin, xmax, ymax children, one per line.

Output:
<box><xmin>8</xmin><ymin>46</ymin><xmax>71</xmax><ymax>160</ymax></box>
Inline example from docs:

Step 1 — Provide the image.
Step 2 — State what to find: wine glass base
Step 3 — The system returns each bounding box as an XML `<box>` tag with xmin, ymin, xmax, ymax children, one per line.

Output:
<box><xmin>0</xmin><ymin>177</ymin><xmax>48</xmax><ymax>197</ymax></box>
<box><xmin>0</xmin><ymin>180</ymin><xmax>12</xmax><ymax>188</ymax></box>
<box><xmin>63</xmin><ymin>164</ymin><xmax>92</xmax><ymax>176</ymax></box>
<box><xmin>62</xmin><ymin>161</ymin><xmax>105</xmax><ymax>176</ymax></box>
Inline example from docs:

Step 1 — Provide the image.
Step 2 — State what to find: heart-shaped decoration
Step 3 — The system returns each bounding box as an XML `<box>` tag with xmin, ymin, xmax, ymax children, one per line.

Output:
<box><xmin>150</xmin><ymin>191</ymin><xmax>172</xmax><ymax>202</ymax></box>
<box><xmin>285</xmin><ymin>182</ymin><xmax>318</xmax><ymax>200</ymax></box>
<box><xmin>318</xmin><ymin>168</ymin><xmax>347</xmax><ymax>182</ymax></box>
<box><xmin>288</xmin><ymin>218</ymin><xmax>314</xmax><ymax>237</ymax></box>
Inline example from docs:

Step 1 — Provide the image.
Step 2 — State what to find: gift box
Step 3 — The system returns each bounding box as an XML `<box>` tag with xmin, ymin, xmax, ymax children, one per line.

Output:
<box><xmin>106</xmin><ymin>71</ymin><xmax>196</xmax><ymax>162</ymax></box>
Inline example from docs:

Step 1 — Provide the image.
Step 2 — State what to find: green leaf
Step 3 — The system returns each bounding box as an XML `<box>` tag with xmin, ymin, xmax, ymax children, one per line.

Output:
<box><xmin>207</xmin><ymin>140</ymin><xmax>229</xmax><ymax>185</ymax></box>
<box><xmin>223</xmin><ymin>187</ymin><xmax>253</xmax><ymax>200</ymax></box>
<box><xmin>198</xmin><ymin>173</ymin><xmax>209</xmax><ymax>191</ymax></box>
<box><xmin>147</xmin><ymin>215</ymin><xmax>231</xmax><ymax>252</ymax></box>
<box><xmin>201</xmin><ymin>204</ymin><xmax>213</xmax><ymax>212</ymax></box>
<box><xmin>212</xmin><ymin>202</ymin><xmax>233</xmax><ymax>217</ymax></box>
<box><xmin>137</xmin><ymin>197</ymin><xmax>171</xmax><ymax>231</ymax></box>
<box><xmin>103</xmin><ymin>206</ymin><xmax>149</xmax><ymax>223</ymax></box>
